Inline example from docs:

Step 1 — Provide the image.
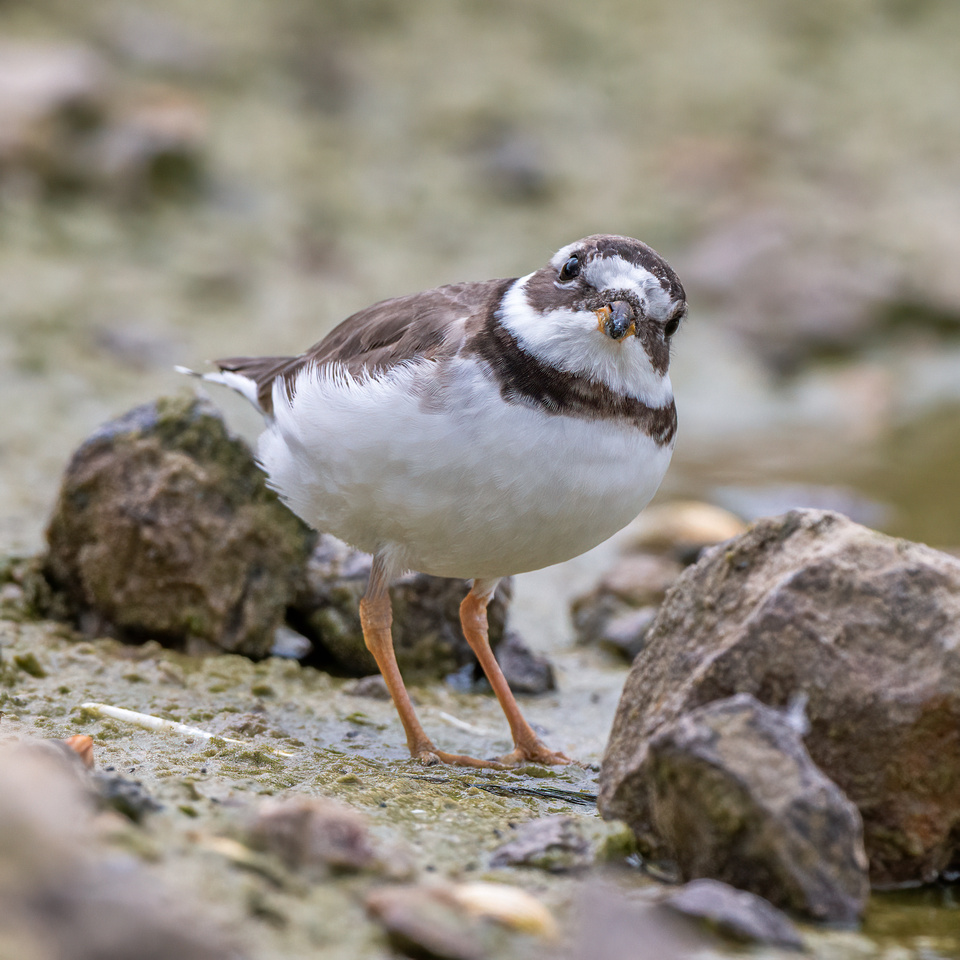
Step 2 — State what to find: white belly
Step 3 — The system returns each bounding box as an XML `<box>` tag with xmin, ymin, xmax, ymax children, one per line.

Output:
<box><xmin>259</xmin><ymin>358</ymin><xmax>674</xmax><ymax>578</ymax></box>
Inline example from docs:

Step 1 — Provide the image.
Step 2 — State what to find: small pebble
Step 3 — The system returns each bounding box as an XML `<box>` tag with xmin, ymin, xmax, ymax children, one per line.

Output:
<box><xmin>625</xmin><ymin>500</ymin><xmax>747</xmax><ymax>562</ymax></box>
<box><xmin>660</xmin><ymin>878</ymin><xmax>804</xmax><ymax>949</ymax></box>
<box><xmin>248</xmin><ymin>795</ymin><xmax>376</xmax><ymax>875</ymax></box>
<box><xmin>343</xmin><ymin>674</ymin><xmax>391</xmax><ymax>700</ymax></box>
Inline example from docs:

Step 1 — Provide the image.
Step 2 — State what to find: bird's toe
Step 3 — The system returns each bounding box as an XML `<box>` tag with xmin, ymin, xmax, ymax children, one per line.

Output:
<box><xmin>413</xmin><ymin>746</ymin><xmax>507</xmax><ymax>770</ymax></box>
<box><xmin>497</xmin><ymin>743</ymin><xmax>574</xmax><ymax>768</ymax></box>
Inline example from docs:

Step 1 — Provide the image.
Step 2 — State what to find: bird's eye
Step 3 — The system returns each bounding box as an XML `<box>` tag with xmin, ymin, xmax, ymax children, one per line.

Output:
<box><xmin>664</xmin><ymin>309</ymin><xmax>684</xmax><ymax>338</ymax></box>
<box><xmin>558</xmin><ymin>255</ymin><xmax>581</xmax><ymax>282</ymax></box>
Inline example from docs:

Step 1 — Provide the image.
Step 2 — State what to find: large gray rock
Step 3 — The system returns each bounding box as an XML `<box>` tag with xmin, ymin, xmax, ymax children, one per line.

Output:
<box><xmin>600</xmin><ymin>509</ymin><xmax>960</xmax><ymax>888</ymax></box>
<box><xmin>42</xmin><ymin>396</ymin><xmax>314</xmax><ymax>657</ymax></box>
<box><xmin>639</xmin><ymin>694</ymin><xmax>868</xmax><ymax>922</ymax></box>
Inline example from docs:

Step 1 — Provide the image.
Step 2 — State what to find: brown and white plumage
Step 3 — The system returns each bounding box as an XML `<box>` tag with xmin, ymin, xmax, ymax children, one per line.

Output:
<box><xmin>180</xmin><ymin>235</ymin><xmax>687</xmax><ymax>767</ymax></box>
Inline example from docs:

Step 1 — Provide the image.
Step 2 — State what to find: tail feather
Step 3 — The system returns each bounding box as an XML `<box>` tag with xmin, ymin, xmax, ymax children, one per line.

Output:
<box><xmin>175</xmin><ymin>355</ymin><xmax>296</xmax><ymax>416</ymax></box>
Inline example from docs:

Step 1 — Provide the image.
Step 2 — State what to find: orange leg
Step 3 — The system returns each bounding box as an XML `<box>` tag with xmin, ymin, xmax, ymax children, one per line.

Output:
<box><xmin>460</xmin><ymin>579</ymin><xmax>571</xmax><ymax>767</ymax></box>
<box><xmin>360</xmin><ymin>555</ymin><xmax>506</xmax><ymax>769</ymax></box>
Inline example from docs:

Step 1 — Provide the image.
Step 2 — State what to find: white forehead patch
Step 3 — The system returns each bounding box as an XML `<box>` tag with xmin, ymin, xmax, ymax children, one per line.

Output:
<box><xmin>550</xmin><ymin>241</ymin><xmax>581</xmax><ymax>267</ymax></box>
<box><xmin>584</xmin><ymin>255</ymin><xmax>675</xmax><ymax>322</ymax></box>
<box><xmin>549</xmin><ymin>245</ymin><xmax>677</xmax><ymax>322</ymax></box>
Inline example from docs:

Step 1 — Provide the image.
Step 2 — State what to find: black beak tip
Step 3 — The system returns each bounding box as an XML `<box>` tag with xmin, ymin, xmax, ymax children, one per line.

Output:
<box><xmin>605</xmin><ymin>319</ymin><xmax>626</xmax><ymax>340</ymax></box>
<box><xmin>605</xmin><ymin>300</ymin><xmax>636</xmax><ymax>340</ymax></box>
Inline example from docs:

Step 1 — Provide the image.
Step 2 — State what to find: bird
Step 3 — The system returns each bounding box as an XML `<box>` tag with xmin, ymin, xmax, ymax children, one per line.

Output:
<box><xmin>178</xmin><ymin>234</ymin><xmax>686</xmax><ymax>768</ymax></box>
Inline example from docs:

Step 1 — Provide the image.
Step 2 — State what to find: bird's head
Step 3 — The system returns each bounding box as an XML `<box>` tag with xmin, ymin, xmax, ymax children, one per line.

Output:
<box><xmin>499</xmin><ymin>234</ymin><xmax>687</xmax><ymax>401</ymax></box>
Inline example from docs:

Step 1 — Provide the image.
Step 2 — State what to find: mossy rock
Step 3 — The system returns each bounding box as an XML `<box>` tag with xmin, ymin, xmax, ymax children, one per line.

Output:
<box><xmin>42</xmin><ymin>395</ymin><xmax>314</xmax><ymax>656</ymax></box>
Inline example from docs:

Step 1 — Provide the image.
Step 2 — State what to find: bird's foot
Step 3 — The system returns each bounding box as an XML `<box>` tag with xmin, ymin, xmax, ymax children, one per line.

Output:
<box><xmin>412</xmin><ymin>744</ymin><xmax>508</xmax><ymax>770</ymax></box>
<box><xmin>409</xmin><ymin>739</ymin><xmax>574</xmax><ymax>770</ymax></box>
<box><xmin>496</xmin><ymin>739</ymin><xmax>574</xmax><ymax>768</ymax></box>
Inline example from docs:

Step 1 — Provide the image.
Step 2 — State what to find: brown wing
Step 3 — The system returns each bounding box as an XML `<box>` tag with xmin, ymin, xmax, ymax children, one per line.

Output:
<box><xmin>215</xmin><ymin>278</ymin><xmax>510</xmax><ymax>414</ymax></box>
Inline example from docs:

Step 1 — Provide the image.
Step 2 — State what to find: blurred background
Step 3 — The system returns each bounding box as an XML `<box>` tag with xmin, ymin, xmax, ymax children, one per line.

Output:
<box><xmin>2</xmin><ymin>0</ymin><xmax>960</xmax><ymax>554</ymax></box>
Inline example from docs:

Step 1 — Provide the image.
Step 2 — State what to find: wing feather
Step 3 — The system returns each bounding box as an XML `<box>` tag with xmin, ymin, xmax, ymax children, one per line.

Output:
<box><xmin>212</xmin><ymin>278</ymin><xmax>510</xmax><ymax>414</ymax></box>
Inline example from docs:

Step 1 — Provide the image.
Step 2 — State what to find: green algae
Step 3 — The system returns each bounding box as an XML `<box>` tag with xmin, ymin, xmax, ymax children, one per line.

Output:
<box><xmin>12</xmin><ymin>651</ymin><xmax>46</xmax><ymax>678</ymax></box>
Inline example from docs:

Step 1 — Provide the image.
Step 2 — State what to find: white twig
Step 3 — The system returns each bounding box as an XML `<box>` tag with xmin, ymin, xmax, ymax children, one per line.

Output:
<box><xmin>79</xmin><ymin>702</ymin><xmax>295</xmax><ymax>757</ymax></box>
<box><xmin>435</xmin><ymin>710</ymin><xmax>497</xmax><ymax>738</ymax></box>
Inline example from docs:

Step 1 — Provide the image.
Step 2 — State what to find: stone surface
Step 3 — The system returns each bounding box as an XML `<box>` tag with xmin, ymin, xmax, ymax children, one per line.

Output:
<box><xmin>343</xmin><ymin>674</ymin><xmax>392</xmax><ymax>699</ymax></box>
<box><xmin>0</xmin><ymin>742</ymin><xmax>233</xmax><ymax>960</ymax></box>
<box><xmin>291</xmin><ymin>535</ymin><xmax>517</xmax><ymax>682</ymax></box>
<box><xmin>584</xmin><ymin>554</ymin><xmax>685</xmax><ymax>608</ymax></box>
<box><xmin>42</xmin><ymin>396</ymin><xmax>314</xmax><ymax>657</ymax></box>
<box><xmin>482</xmin><ymin>631</ymin><xmax>554</xmax><ymax>695</ymax></box>
<box><xmin>248</xmin><ymin>795</ymin><xmax>376</xmax><ymax>875</ymax></box>
<box><xmin>0</xmin><ymin>41</ymin><xmax>205</xmax><ymax>200</ymax></box>
<box><xmin>590</xmin><ymin>607</ymin><xmax>660</xmax><ymax>660</ymax></box>
<box><xmin>490</xmin><ymin>815</ymin><xmax>591</xmax><ymax>872</ymax></box>
<box><xmin>490</xmin><ymin>815</ymin><xmax>634</xmax><ymax>872</ymax></box>
<box><xmin>0</xmin><ymin>41</ymin><xmax>110</xmax><ymax>187</ymax></box>
<box><xmin>365</xmin><ymin>881</ymin><xmax>555</xmax><ymax>958</ymax></box>
<box><xmin>634</xmin><ymin>695</ymin><xmax>868</xmax><ymax>922</ymax></box>
<box><xmin>365</xmin><ymin>885</ymin><xmax>494</xmax><ymax>960</ymax></box>
<box><xmin>568</xmin><ymin>882</ymin><xmax>715</xmax><ymax>960</ymax></box>
<box><xmin>600</xmin><ymin>509</ymin><xmax>960</xmax><ymax>888</ymax></box>
<box><xmin>91</xmin><ymin>771</ymin><xmax>163</xmax><ymax>823</ymax></box>
<box><xmin>623</xmin><ymin>501</ymin><xmax>747</xmax><ymax>563</ymax></box>
<box><xmin>571</xmin><ymin>553</ymin><xmax>683</xmax><ymax>659</ymax></box>
<box><xmin>660</xmin><ymin>877</ymin><xmax>804</xmax><ymax>949</ymax></box>
<box><xmin>269</xmin><ymin>624</ymin><xmax>313</xmax><ymax>660</ymax></box>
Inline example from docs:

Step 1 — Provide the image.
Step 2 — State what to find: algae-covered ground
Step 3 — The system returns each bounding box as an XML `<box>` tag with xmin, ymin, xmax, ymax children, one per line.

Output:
<box><xmin>3</xmin><ymin>594</ymin><xmax>960</xmax><ymax>959</ymax></box>
<box><xmin>0</xmin><ymin>610</ymin><xmax>628</xmax><ymax>960</ymax></box>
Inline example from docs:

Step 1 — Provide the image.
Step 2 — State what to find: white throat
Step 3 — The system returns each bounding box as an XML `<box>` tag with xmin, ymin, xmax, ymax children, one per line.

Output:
<box><xmin>497</xmin><ymin>274</ymin><xmax>674</xmax><ymax>407</ymax></box>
